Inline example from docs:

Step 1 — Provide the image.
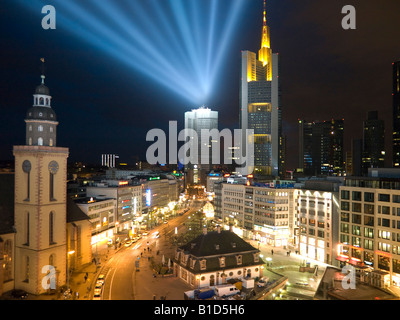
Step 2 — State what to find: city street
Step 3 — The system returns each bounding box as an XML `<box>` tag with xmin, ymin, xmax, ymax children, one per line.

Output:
<box><xmin>90</xmin><ymin>201</ymin><xmax>201</xmax><ymax>300</ymax></box>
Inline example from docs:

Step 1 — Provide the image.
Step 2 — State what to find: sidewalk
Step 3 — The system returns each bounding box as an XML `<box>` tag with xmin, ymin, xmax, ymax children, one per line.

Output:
<box><xmin>247</xmin><ymin>239</ymin><xmax>327</xmax><ymax>292</ymax></box>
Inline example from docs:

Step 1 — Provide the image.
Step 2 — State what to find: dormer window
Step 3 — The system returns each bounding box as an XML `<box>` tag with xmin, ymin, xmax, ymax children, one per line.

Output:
<box><xmin>253</xmin><ymin>253</ymin><xmax>259</xmax><ymax>263</ymax></box>
<box><xmin>219</xmin><ymin>257</ymin><xmax>226</xmax><ymax>268</ymax></box>
<box><xmin>190</xmin><ymin>258</ymin><xmax>196</xmax><ymax>269</ymax></box>
<box><xmin>231</xmin><ymin>242</ymin><xmax>237</xmax><ymax>248</ymax></box>
<box><xmin>175</xmin><ymin>251</ymin><xmax>180</xmax><ymax>261</ymax></box>
<box><xmin>236</xmin><ymin>255</ymin><xmax>242</xmax><ymax>265</ymax></box>
<box><xmin>215</xmin><ymin>244</ymin><xmax>220</xmax><ymax>250</ymax></box>
<box><xmin>200</xmin><ymin>259</ymin><xmax>207</xmax><ymax>270</ymax></box>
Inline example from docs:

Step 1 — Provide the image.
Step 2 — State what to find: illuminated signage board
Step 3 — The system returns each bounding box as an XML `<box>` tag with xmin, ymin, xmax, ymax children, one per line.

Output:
<box><xmin>146</xmin><ymin>189</ymin><xmax>151</xmax><ymax>207</ymax></box>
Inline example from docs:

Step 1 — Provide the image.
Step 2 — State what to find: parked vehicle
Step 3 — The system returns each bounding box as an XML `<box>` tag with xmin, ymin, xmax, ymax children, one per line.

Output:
<box><xmin>11</xmin><ymin>289</ymin><xmax>28</xmax><ymax>299</ymax></box>
<box><xmin>214</xmin><ymin>285</ymin><xmax>240</xmax><ymax>297</ymax></box>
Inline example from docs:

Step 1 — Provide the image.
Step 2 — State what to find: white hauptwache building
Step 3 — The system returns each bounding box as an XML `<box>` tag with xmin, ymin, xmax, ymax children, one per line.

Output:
<box><xmin>174</xmin><ymin>226</ymin><xmax>264</xmax><ymax>289</ymax></box>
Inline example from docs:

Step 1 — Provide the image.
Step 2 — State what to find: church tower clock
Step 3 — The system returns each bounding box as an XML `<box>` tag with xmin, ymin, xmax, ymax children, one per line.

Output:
<box><xmin>13</xmin><ymin>63</ymin><xmax>69</xmax><ymax>294</ymax></box>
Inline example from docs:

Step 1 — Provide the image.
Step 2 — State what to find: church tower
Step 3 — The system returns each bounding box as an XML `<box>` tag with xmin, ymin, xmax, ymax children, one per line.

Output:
<box><xmin>13</xmin><ymin>61</ymin><xmax>69</xmax><ymax>294</ymax></box>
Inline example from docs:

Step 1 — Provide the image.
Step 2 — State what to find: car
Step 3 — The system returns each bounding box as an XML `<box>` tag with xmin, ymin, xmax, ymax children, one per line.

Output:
<box><xmin>97</xmin><ymin>274</ymin><xmax>105</xmax><ymax>285</ymax></box>
<box><xmin>257</xmin><ymin>279</ymin><xmax>267</xmax><ymax>287</ymax></box>
<box><xmin>11</xmin><ymin>289</ymin><xmax>28</xmax><ymax>299</ymax></box>
<box><xmin>95</xmin><ymin>280</ymin><xmax>103</xmax><ymax>289</ymax></box>
<box><xmin>142</xmin><ymin>232</ymin><xmax>149</xmax><ymax>236</ymax></box>
<box><xmin>93</xmin><ymin>289</ymin><xmax>102</xmax><ymax>300</ymax></box>
<box><xmin>125</xmin><ymin>240</ymin><xmax>132</xmax><ymax>247</ymax></box>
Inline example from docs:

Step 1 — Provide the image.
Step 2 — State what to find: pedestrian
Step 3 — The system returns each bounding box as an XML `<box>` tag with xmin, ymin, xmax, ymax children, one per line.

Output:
<box><xmin>271</xmin><ymin>249</ymin><xmax>274</xmax><ymax>255</ymax></box>
<box><xmin>76</xmin><ymin>292</ymin><xmax>79</xmax><ymax>300</ymax></box>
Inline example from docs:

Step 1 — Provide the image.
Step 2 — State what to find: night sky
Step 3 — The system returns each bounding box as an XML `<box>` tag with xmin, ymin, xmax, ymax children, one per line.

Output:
<box><xmin>1</xmin><ymin>0</ymin><xmax>400</xmax><ymax>170</ymax></box>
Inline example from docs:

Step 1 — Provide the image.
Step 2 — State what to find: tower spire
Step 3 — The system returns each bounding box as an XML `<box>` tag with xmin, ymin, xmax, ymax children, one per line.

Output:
<box><xmin>258</xmin><ymin>0</ymin><xmax>272</xmax><ymax>80</ymax></box>
<box><xmin>40</xmin><ymin>57</ymin><xmax>46</xmax><ymax>84</ymax></box>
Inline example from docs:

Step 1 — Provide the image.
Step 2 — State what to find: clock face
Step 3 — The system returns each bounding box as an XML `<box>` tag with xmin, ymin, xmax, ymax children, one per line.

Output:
<box><xmin>48</xmin><ymin>161</ymin><xmax>59</xmax><ymax>174</ymax></box>
<box><xmin>22</xmin><ymin>160</ymin><xmax>31</xmax><ymax>173</ymax></box>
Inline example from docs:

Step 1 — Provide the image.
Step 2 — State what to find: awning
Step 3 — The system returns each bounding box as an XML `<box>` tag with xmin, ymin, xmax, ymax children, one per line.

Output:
<box><xmin>336</xmin><ymin>256</ymin><xmax>349</xmax><ymax>262</ymax></box>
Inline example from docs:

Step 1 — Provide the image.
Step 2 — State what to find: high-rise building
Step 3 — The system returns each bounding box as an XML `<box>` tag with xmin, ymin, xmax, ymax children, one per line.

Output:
<box><xmin>362</xmin><ymin>111</ymin><xmax>385</xmax><ymax>174</ymax></box>
<box><xmin>184</xmin><ymin>106</ymin><xmax>218</xmax><ymax>186</ymax></box>
<box><xmin>298</xmin><ymin>119</ymin><xmax>345</xmax><ymax>176</ymax></box>
<box><xmin>298</xmin><ymin>120</ymin><xmax>314</xmax><ymax>175</ymax></box>
<box><xmin>393</xmin><ymin>61</ymin><xmax>400</xmax><ymax>167</ymax></box>
<box><xmin>240</xmin><ymin>0</ymin><xmax>281</xmax><ymax>177</ymax></box>
<box><xmin>351</xmin><ymin>138</ymin><xmax>363</xmax><ymax>176</ymax></box>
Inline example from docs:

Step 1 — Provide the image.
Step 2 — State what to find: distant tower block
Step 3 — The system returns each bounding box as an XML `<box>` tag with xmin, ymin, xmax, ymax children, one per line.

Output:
<box><xmin>102</xmin><ymin>154</ymin><xmax>119</xmax><ymax>168</ymax></box>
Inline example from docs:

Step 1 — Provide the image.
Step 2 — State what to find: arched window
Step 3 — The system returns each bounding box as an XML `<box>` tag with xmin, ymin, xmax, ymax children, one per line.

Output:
<box><xmin>25</xmin><ymin>212</ymin><xmax>30</xmax><ymax>246</ymax></box>
<box><xmin>38</xmin><ymin>137</ymin><xmax>43</xmax><ymax>146</ymax></box>
<box><xmin>4</xmin><ymin>240</ymin><xmax>13</xmax><ymax>281</ymax></box>
<box><xmin>49</xmin><ymin>212</ymin><xmax>55</xmax><ymax>244</ymax></box>
<box><xmin>49</xmin><ymin>138</ymin><xmax>53</xmax><ymax>147</ymax></box>
<box><xmin>38</xmin><ymin>125</ymin><xmax>43</xmax><ymax>132</ymax></box>
<box><xmin>28</xmin><ymin>137</ymin><xmax>32</xmax><ymax>146</ymax></box>
<box><xmin>24</xmin><ymin>256</ymin><xmax>30</xmax><ymax>283</ymax></box>
<box><xmin>29</xmin><ymin>125</ymin><xmax>32</xmax><ymax>132</ymax></box>
<box><xmin>39</xmin><ymin>97</ymin><xmax>44</xmax><ymax>105</ymax></box>
<box><xmin>49</xmin><ymin>126</ymin><xmax>53</xmax><ymax>133</ymax></box>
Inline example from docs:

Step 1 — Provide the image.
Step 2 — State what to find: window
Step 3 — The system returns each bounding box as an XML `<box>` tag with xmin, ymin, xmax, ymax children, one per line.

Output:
<box><xmin>352</xmin><ymin>214</ymin><xmax>361</xmax><ymax>224</ymax></box>
<box><xmin>200</xmin><ymin>259</ymin><xmax>206</xmax><ymax>270</ymax></box>
<box><xmin>382</xmin><ymin>206</ymin><xmax>390</xmax><ymax>215</ymax></box>
<box><xmin>341</xmin><ymin>223</ymin><xmax>349</xmax><ymax>233</ymax></box>
<box><xmin>364</xmin><ymin>215</ymin><xmax>374</xmax><ymax>226</ymax></box>
<box><xmin>364</xmin><ymin>204</ymin><xmax>374</xmax><ymax>215</ymax></box>
<box><xmin>364</xmin><ymin>227</ymin><xmax>374</xmax><ymax>239</ymax></box>
<box><xmin>352</xmin><ymin>203</ymin><xmax>362</xmax><ymax>213</ymax></box>
<box><xmin>393</xmin><ymin>195</ymin><xmax>400</xmax><ymax>203</ymax></box>
<box><xmin>379</xmin><ymin>194</ymin><xmax>390</xmax><ymax>202</ymax></box>
<box><xmin>341</xmin><ymin>190</ymin><xmax>350</xmax><ymax>200</ymax></box>
<box><xmin>352</xmin><ymin>191</ymin><xmax>362</xmax><ymax>201</ymax></box>
<box><xmin>341</xmin><ymin>212</ymin><xmax>350</xmax><ymax>222</ymax></box>
<box><xmin>49</xmin><ymin>139</ymin><xmax>53</xmax><ymax>147</ymax></box>
<box><xmin>352</xmin><ymin>225</ymin><xmax>361</xmax><ymax>236</ymax></box>
<box><xmin>236</xmin><ymin>255</ymin><xmax>242</xmax><ymax>265</ymax></box>
<box><xmin>25</xmin><ymin>212</ymin><xmax>30</xmax><ymax>246</ymax></box>
<box><xmin>38</xmin><ymin>125</ymin><xmax>43</xmax><ymax>132</ymax></box>
<box><xmin>49</xmin><ymin>212</ymin><xmax>55</xmax><ymax>245</ymax></box>
<box><xmin>38</xmin><ymin>137</ymin><xmax>43</xmax><ymax>146</ymax></box>
<box><xmin>364</xmin><ymin>192</ymin><xmax>374</xmax><ymax>202</ymax></box>
<box><xmin>24</xmin><ymin>256</ymin><xmax>30</xmax><ymax>283</ymax></box>
<box><xmin>219</xmin><ymin>257</ymin><xmax>226</xmax><ymax>268</ymax></box>
<box><xmin>50</xmin><ymin>126</ymin><xmax>53</xmax><ymax>133</ymax></box>
<box><xmin>341</xmin><ymin>201</ymin><xmax>349</xmax><ymax>211</ymax></box>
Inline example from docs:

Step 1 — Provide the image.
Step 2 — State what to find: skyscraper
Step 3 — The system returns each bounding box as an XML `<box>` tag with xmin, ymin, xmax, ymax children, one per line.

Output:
<box><xmin>393</xmin><ymin>61</ymin><xmax>400</xmax><ymax>167</ymax></box>
<box><xmin>184</xmin><ymin>106</ymin><xmax>218</xmax><ymax>186</ymax></box>
<box><xmin>298</xmin><ymin>119</ymin><xmax>344</xmax><ymax>176</ymax></box>
<box><xmin>362</xmin><ymin>111</ymin><xmax>385</xmax><ymax>174</ymax></box>
<box><xmin>240</xmin><ymin>0</ymin><xmax>281</xmax><ymax>177</ymax></box>
<box><xmin>298</xmin><ymin>119</ymin><xmax>314</xmax><ymax>175</ymax></box>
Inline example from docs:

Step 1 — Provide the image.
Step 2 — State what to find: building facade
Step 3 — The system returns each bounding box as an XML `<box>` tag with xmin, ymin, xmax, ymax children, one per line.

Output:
<box><xmin>174</xmin><ymin>227</ymin><xmax>264</xmax><ymax>289</ymax></box>
<box><xmin>184</xmin><ymin>107</ymin><xmax>218</xmax><ymax>186</ymax></box>
<box><xmin>295</xmin><ymin>185</ymin><xmax>340</xmax><ymax>265</ymax></box>
<box><xmin>393</xmin><ymin>61</ymin><xmax>400</xmax><ymax>167</ymax></box>
<box><xmin>338</xmin><ymin>174</ymin><xmax>400</xmax><ymax>288</ymax></box>
<box><xmin>362</xmin><ymin>111</ymin><xmax>385</xmax><ymax>174</ymax></box>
